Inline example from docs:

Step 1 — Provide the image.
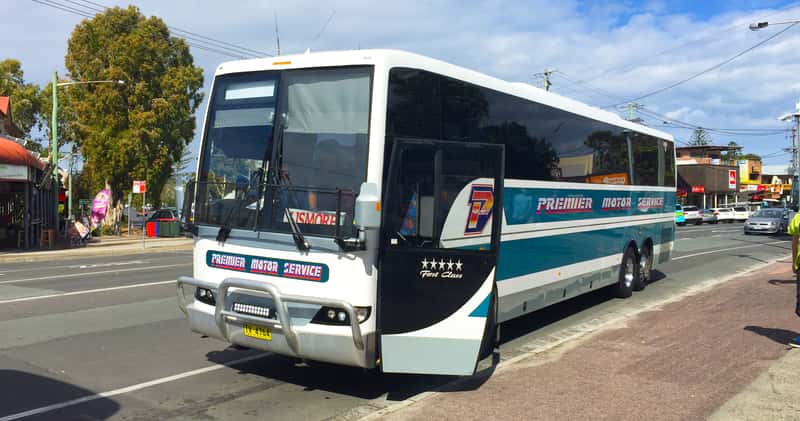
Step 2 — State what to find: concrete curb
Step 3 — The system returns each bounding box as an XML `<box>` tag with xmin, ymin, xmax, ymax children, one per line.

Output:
<box><xmin>358</xmin><ymin>256</ymin><xmax>791</xmax><ymax>421</ymax></box>
<box><xmin>0</xmin><ymin>240</ymin><xmax>193</xmax><ymax>264</ymax></box>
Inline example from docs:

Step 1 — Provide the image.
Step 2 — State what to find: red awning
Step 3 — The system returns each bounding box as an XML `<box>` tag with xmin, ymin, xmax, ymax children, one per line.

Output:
<box><xmin>0</xmin><ymin>135</ymin><xmax>45</xmax><ymax>170</ymax></box>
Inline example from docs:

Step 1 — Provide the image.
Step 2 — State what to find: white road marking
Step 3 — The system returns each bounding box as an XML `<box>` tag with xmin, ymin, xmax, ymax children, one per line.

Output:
<box><xmin>672</xmin><ymin>240</ymin><xmax>789</xmax><ymax>261</ymax></box>
<box><xmin>0</xmin><ymin>264</ymin><xmax>191</xmax><ymax>285</ymax></box>
<box><xmin>0</xmin><ymin>353</ymin><xmax>270</xmax><ymax>421</ymax></box>
<box><xmin>73</xmin><ymin>261</ymin><xmax>144</xmax><ymax>269</ymax></box>
<box><xmin>0</xmin><ymin>280</ymin><xmax>176</xmax><ymax>304</ymax></box>
<box><xmin>0</xmin><ymin>254</ymin><xmax>190</xmax><ymax>275</ymax></box>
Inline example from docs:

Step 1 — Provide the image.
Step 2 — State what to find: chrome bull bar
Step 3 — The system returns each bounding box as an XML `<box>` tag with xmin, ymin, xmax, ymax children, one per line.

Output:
<box><xmin>176</xmin><ymin>276</ymin><xmax>365</xmax><ymax>353</ymax></box>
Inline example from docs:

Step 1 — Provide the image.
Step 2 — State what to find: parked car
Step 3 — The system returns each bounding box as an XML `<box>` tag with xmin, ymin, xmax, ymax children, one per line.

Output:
<box><xmin>147</xmin><ymin>208</ymin><xmax>179</xmax><ymax>222</ymax></box>
<box><xmin>744</xmin><ymin>208</ymin><xmax>789</xmax><ymax>235</ymax></box>
<box><xmin>675</xmin><ymin>204</ymin><xmax>686</xmax><ymax>226</ymax></box>
<box><xmin>711</xmin><ymin>207</ymin><xmax>735</xmax><ymax>223</ymax></box>
<box><xmin>700</xmin><ymin>208</ymin><xmax>718</xmax><ymax>224</ymax></box>
<box><xmin>732</xmin><ymin>206</ymin><xmax>749</xmax><ymax>222</ymax></box>
<box><xmin>682</xmin><ymin>205</ymin><xmax>702</xmax><ymax>225</ymax></box>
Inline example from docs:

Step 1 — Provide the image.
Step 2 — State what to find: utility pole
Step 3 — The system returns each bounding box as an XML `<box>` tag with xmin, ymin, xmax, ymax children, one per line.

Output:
<box><xmin>51</xmin><ymin>71</ymin><xmax>59</xmax><ymax>231</ymax></box>
<box><xmin>780</xmin><ymin>100</ymin><xmax>800</xmax><ymax>207</ymax></box>
<box><xmin>626</xmin><ymin>102</ymin><xmax>643</xmax><ymax>121</ymax></box>
<box><xmin>542</xmin><ymin>68</ymin><xmax>554</xmax><ymax>92</ymax></box>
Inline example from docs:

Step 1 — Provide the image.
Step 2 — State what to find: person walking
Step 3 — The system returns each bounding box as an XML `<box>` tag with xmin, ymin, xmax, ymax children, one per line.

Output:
<box><xmin>788</xmin><ymin>209</ymin><xmax>800</xmax><ymax>348</ymax></box>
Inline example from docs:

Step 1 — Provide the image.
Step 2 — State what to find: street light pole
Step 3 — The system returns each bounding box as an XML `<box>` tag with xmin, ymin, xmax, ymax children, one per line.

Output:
<box><xmin>51</xmin><ymin>72</ymin><xmax>59</xmax><ymax>230</ymax></box>
<box><xmin>51</xmin><ymin>76</ymin><xmax>125</xmax><ymax>233</ymax></box>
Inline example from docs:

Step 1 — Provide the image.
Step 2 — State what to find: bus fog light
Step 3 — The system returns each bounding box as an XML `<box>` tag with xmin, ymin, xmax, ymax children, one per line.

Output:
<box><xmin>355</xmin><ymin>306</ymin><xmax>371</xmax><ymax>323</ymax></box>
<box><xmin>337</xmin><ymin>311</ymin><xmax>347</xmax><ymax>322</ymax></box>
<box><xmin>194</xmin><ymin>287</ymin><xmax>216</xmax><ymax>306</ymax></box>
<box><xmin>327</xmin><ymin>309</ymin><xmax>336</xmax><ymax>320</ymax></box>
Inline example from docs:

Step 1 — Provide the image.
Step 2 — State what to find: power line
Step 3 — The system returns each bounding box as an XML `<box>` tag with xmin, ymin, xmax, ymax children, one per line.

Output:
<box><xmin>605</xmin><ymin>22</ymin><xmax>799</xmax><ymax>108</ymax></box>
<box><xmin>71</xmin><ymin>0</ymin><xmax>273</xmax><ymax>57</ymax></box>
<box><xmin>33</xmin><ymin>0</ymin><xmax>265</xmax><ymax>59</ymax></box>
<box><xmin>577</xmin><ymin>5</ymin><xmax>797</xmax><ymax>85</ymax></box>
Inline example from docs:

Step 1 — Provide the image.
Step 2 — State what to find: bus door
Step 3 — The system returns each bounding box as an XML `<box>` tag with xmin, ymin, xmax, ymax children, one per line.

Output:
<box><xmin>378</xmin><ymin>138</ymin><xmax>504</xmax><ymax>375</ymax></box>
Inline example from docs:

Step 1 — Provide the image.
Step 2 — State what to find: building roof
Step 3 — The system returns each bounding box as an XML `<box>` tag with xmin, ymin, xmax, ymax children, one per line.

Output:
<box><xmin>0</xmin><ymin>97</ymin><xmax>9</xmax><ymax>116</ymax></box>
<box><xmin>0</xmin><ymin>135</ymin><xmax>45</xmax><ymax>170</ymax></box>
<box><xmin>676</xmin><ymin>145</ymin><xmax>742</xmax><ymax>152</ymax></box>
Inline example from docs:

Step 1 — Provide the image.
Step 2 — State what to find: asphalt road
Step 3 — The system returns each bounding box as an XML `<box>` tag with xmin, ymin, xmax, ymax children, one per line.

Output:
<box><xmin>0</xmin><ymin>223</ymin><xmax>792</xmax><ymax>420</ymax></box>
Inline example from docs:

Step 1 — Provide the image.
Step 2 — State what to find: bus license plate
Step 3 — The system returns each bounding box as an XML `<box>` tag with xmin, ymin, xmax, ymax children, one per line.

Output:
<box><xmin>243</xmin><ymin>324</ymin><xmax>272</xmax><ymax>341</ymax></box>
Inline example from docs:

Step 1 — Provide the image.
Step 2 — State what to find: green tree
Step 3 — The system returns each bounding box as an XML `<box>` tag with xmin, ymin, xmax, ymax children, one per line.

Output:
<box><xmin>689</xmin><ymin>127</ymin><xmax>710</xmax><ymax>146</ymax></box>
<box><xmin>721</xmin><ymin>141</ymin><xmax>741</xmax><ymax>162</ymax></box>
<box><xmin>63</xmin><ymin>6</ymin><xmax>203</xmax><ymax>218</ymax></box>
<box><xmin>0</xmin><ymin>58</ymin><xmax>41</xmax><ymax>137</ymax></box>
<box><xmin>38</xmin><ymin>79</ymin><xmax>81</xmax><ymax>155</ymax></box>
<box><xmin>742</xmin><ymin>153</ymin><xmax>762</xmax><ymax>161</ymax></box>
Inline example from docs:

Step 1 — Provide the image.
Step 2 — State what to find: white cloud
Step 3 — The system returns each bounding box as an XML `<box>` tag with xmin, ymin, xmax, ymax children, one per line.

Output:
<box><xmin>5</xmin><ymin>0</ymin><xmax>800</xmax><ymax>164</ymax></box>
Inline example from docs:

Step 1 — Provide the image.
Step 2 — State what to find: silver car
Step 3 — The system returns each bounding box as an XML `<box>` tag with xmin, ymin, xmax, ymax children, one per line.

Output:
<box><xmin>743</xmin><ymin>208</ymin><xmax>788</xmax><ymax>235</ymax></box>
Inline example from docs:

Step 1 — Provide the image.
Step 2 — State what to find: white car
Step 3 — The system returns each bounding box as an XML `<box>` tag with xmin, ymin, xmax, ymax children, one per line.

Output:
<box><xmin>732</xmin><ymin>206</ymin><xmax>749</xmax><ymax>222</ymax></box>
<box><xmin>682</xmin><ymin>205</ymin><xmax>702</xmax><ymax>225</ymax></box>
<box><xmin>711</xmin><ymin>207</ymin><xmax>735</xmax><ymax>223</ymax></box>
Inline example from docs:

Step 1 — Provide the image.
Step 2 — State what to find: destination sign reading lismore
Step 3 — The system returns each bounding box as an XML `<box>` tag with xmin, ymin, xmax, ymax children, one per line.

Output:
<box><xmin>206</xmin><ymin>251</ymin><xmax>329</xmax><ymax>282</ymax></box>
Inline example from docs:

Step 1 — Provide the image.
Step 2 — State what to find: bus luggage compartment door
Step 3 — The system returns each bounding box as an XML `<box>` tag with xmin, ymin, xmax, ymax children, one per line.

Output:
<box><xmin>378</xmin><ymin>138</ymin><xmax>504</xmax><ymax>375</ymax></box>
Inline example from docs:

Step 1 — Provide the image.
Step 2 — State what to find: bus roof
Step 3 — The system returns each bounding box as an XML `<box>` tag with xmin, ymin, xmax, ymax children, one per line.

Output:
<box><xmin>214</xmin><ymin>49</ymin><xmax>674</xmax><ymax>143</ymax></box>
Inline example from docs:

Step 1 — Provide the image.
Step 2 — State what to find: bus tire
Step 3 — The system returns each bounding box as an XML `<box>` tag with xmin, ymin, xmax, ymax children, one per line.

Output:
<box><xmin>635</xmin><ymin>245</ymin><xmax>652</xmax><ymax>291</ymax></box>
<box><xmin>478</xmin><ymin>284</ymin><xmax>498</xmax><ymax>360</ymax></box>
<box><xmin>614</xmin><ymin>247</ymin><xmax>639</xmax><ymax>298</ymax></box>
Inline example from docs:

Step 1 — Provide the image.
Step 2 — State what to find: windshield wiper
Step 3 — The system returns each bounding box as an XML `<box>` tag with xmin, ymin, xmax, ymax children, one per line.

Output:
<box><xmin>268</xmin><ymin>120</ymin><xmax>310</xmax><ymax>251</ymax></box>
<box><xmin>215</xmin><ymin>170</ymin><xmax>262</xmax><ymax>244</ymax></box>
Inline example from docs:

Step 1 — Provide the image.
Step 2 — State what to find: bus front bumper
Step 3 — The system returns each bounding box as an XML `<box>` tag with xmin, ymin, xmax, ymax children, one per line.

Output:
<box><xmin>176</xmin><ymin>276</ymin><xmax>374</xmax><ymax>368</ymax></box>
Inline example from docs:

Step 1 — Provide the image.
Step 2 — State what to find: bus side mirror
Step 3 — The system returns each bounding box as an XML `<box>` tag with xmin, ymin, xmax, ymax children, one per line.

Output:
<box><xmin>355</xmin><ymin>182</ymin><xmax>381</xmax><ymax>230</ymax></box>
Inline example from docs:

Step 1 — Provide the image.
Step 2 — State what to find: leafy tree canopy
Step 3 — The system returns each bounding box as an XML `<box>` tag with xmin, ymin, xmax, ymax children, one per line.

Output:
<box><xmin>0</xmin><ymin>58</ymin><xmax>41</xmax><ymax>137</ymax></box>
<box><xmin>64</xmin><ymin>6</ymin><xmax>203</xmax><ymax>209</ymax></box>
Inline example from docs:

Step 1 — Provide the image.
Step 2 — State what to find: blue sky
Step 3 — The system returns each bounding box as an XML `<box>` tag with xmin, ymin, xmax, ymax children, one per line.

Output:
<box><xmin>6</xmin><ymin>0</ymin><xmax>800</xmax><ymax>167</ymax></box>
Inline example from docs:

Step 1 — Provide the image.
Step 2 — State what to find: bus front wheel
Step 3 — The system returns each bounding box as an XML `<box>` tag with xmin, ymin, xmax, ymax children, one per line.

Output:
<box><xmin>614</xmin><ymin>247</ymin><xmax>639</xmax><ymax>298</ymax></box>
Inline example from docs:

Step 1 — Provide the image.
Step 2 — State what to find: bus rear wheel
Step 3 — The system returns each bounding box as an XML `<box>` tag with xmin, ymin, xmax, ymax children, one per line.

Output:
<box><xmin>614</xmin><ymin>247</ymin><xmax>639</xmax><ymax>298</ymax></box>
<box><xmin>634</xmin><ymin>245</ymin><xmax>652</xmax><ymax>291</ymax></box>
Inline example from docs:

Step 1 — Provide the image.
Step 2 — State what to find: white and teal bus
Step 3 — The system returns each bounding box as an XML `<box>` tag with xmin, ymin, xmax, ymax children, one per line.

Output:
<box><xmin>177</xmin><ymin>50</ymin><xmax>676</xmax><ymax>376</ymax></box>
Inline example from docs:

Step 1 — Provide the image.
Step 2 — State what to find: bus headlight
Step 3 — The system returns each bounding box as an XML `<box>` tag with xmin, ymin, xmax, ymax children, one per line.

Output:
<box><xmin>311</xmin><ymin>306</ymin><xmax>371</xmax><ymax>325</ymax></box>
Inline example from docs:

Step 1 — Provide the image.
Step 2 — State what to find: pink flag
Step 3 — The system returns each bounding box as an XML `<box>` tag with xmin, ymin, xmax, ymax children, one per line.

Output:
<box><xmin>90</xmin><ymin>188</ymin><xmax>111</xmax><ymax>229</ymax></box>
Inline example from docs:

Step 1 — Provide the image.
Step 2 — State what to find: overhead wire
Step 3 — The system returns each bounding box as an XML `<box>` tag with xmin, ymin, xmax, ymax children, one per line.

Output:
<box><xmin>576</xmin><ymin>4</ymin><xmax>799</xmax><ymax>85</ymax></box>
<box><xmin>69</xmin><ymin>0</ymin><xmax>274</xmax><ymax>57</ymax></box>
<box><xmin>604</xmin><ymin>22</ymin><xmax>799</xmax><ymax>108</ymax></box>
<box><xmin>33</xmin><ymin>0</ymin><xmax>266</xmax><ymax>59</ymax></box>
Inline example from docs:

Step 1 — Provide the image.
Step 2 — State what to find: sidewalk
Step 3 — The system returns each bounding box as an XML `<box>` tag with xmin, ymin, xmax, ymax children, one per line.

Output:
<box><xmin>0</xmin><ymin>235</ymin><xmax>193</xmax><ymax>263</ymax></box>
<box><xmin>376</xmin><ymin>263</ymin><xmax>800</xmax><ymax>421</ymax></box>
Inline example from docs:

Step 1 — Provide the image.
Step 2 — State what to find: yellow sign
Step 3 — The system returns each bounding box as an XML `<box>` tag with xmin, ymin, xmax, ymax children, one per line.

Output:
<box><xmin>738</xmin><ymin>160</ymin><xmax>762</xmax><ymax>185</ymax></box>
<box><xmin>243</xmin><ymin>324</ymin><xmax>272</xmax><ymax>341</ymax></box>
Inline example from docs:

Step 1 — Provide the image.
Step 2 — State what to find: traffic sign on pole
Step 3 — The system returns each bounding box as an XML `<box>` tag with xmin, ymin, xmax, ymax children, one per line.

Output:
<box><xmin>133</xmin><ymin>180</ymin><xmax>147</xmax><ymax>194</ymax></box>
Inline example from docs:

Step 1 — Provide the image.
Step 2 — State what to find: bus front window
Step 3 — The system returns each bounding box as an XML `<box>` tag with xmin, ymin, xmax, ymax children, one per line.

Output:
<box><xmin>196</xmin><ymin>66</ymin><xmax>372</xmax><ymax>238</ymax></box>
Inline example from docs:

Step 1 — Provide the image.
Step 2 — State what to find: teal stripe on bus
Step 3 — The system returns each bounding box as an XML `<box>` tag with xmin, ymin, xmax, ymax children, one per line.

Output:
<box><xmin>461</xmin><ymin>221</ymin><xmax>673</xmax><ymax>281</ymax></box>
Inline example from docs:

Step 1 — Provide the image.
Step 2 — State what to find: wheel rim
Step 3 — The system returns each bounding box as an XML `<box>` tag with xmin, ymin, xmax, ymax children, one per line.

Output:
<box><xmin>624</xmin><ymin>256</ymin><xmax>635</xmax><ymax>288</ymax></box>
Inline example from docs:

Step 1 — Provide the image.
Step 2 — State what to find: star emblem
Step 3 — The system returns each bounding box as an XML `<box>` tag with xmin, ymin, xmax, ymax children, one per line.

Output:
<box><xmin>421</xmin><ymin>257</ymin><xmax>430</xmax><ymax>269</ymax></box>
<box><xmin>455</xmin><ymin>260</ymin><xmax>463</xmax><ymax>271</ymax></box>
<box><xmin>438</xmin><ymin>259</ymin><xmax>446</xmax><ymax>270</ymax></box>
<box><xmin>446</xmin><ymin>259</ymin><xmax>454</xmax><ymax>270</ymax></box>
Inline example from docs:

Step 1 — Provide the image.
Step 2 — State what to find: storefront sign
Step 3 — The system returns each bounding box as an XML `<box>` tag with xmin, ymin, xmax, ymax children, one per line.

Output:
<box><xmin>728</xmin><ymin>170</ymin><xmax>737</xmax><ymax>189</ymax></box>
<box><xmin>0</xmin><ymin>164</ymin><xmax>28</xmax><ymax>181</ymax></box>
<box><xmin>691</xmin><ymin>185</ymin><xmax>705</xmax><ymax>193</ymax></box>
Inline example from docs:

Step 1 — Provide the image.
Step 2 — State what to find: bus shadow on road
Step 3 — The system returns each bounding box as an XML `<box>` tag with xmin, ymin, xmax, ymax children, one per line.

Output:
<box><xmin>499</xmin><ymin>270</ymin><xmax>666</xmax><ymax>345</ymax></box>
<box><xmin>0</xmin><ymin>370</ymin><xmax>120</xmax><ymax>420</ymax></box>
<box><xmin>206</xmin><ymin>347</ymin><xmax>463</xmax><ymax>401</ymax></box>
<box><xmin>200</xmin><ymin>270</ymin><xmax>671</xmax><ymax>403</ymax></box>
<box><xmin>744</xmin><ymin>325</ymin><xmax>799</xmax><ymax>346</ymax></box>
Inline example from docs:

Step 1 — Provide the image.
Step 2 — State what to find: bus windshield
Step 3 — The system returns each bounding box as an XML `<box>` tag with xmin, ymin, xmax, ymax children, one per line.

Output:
<box><xmin>196</xmin><ymin>66</ymin><xmax>372</xmax><ymax>237</ymax></box>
